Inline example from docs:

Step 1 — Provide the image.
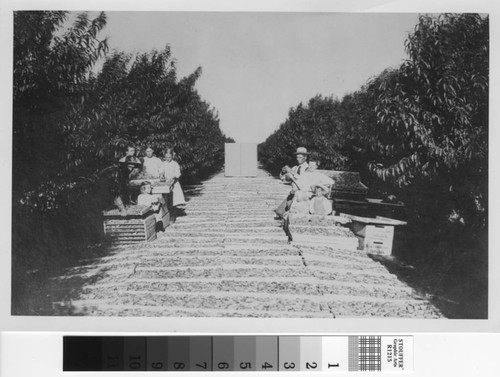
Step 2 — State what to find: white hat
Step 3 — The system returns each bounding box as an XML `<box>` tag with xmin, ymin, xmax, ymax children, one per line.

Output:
<box><xmin>312</xmin><ymin>183</ymin><xmax>329</xmax><ymax>193</ymax></box>
<box><xmin>294</xmin><ymin>147</ymin><xmax>309</xmax><ymax>155</ymax></box>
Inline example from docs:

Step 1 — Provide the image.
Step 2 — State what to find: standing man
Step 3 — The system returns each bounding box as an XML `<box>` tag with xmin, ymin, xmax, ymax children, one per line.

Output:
<box><xmin>275</xmin><ymin>146</ymin><xmax>310</xmax><ymax>217</ymax></box>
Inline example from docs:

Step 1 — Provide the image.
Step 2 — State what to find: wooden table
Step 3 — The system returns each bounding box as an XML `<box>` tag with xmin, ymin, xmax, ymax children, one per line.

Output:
<box><xmin>129</xmin><ymin>179</ymin><xmax>171</xmax><ymax>194</ymax></box>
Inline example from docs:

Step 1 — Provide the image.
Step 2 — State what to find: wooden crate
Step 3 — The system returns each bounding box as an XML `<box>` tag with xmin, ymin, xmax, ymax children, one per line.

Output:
<box><xmin>362</xmin><ymin>223</ymin><xmax>395</xmax><ymax>239</ymax></box>
<box><xmin>104</xmin><ymin>214</ymin><xmax>157</xmax><ymax>245</ymax></box>
<box><xmin>364</xmin><ymin>238</ymin><xmax>393</xmax><ymax>255</ymax></box>
<box><xmin>129</xmin><ymin>179</ymin><xmax>172</xmax><ymax>194</ymax></box>
<box><xmin>347</xmin><ymin>215</ymin><xmax>406</xmax><ymax>256</ymax></box>
<box><xmin>157</xmin><ymin>205</ymin><xmax>170</xmax><ymax>231</ymax></box>
<box><xmin>333</xmin><ymin>198</ymin><xmax>369</xmax><ymax>216</ymax></box>
<box><xmin>103</xmin><ymin>205</ymin><xmax>157</xmax><ymax>245</ymax></box>
<box><xmin>363</xmin><ymin>225</ymin><xmax>395</xmax><ymax>256</ymax></box>
<box><xmin>365</xmin><ymin>198</ymin><xmax>406</xmax><ymax>221</ymax></box>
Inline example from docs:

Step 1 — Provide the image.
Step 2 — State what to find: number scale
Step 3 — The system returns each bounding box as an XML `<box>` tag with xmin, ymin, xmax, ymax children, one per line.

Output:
<box><xmin>63</xmin><ymin>335</ymin><xmax>413</xmax><ymax>372</ymax></box>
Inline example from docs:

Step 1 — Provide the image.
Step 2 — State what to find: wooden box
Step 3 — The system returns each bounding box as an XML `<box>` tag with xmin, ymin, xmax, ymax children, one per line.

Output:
<box><xmin>103</xmin><ymin>205</ymin><xmax>157</xmax><ymax>245</ymax></box>
<box><xmin>364</xmin><ymin>237</ymin><xmax>393</xmax><ymax>255</ymax></box>
<box><xmin>360</xmin><ymin>223</ymin><xmax>395</xmax><ymax>238</ymax></box>
<box><xmin>333</xmin><ymin>198</ymin><xmax>369</xmax><ymax>216</ymax></box>
<box><xmin>348</xmin><ymin>215</ymin><xmax>406</xmax><ymax>256</ymax></box>
<box><xmin>363</xmin><ymin>224</ymin><xmax>395</xmax><ymax>255</ymax></box>
<box><xmin>365</xmin><ymin>198</ymin><xmax>406</xmax><ymax>221</ymax></box>
<box><xmin>128</xmin><ymin>179</ymin><xmax>172</xmax><ymax>194</ymax></box>
<box><xmin>157</xmin><ymin>205</ymin><xmax>170</xmax><ymax>231</ymax></box>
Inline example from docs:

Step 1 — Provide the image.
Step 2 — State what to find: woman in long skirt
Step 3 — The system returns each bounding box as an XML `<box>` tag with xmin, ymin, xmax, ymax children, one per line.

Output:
<box><xmin>160</xmin><ymin>147</ymin><xmax>186</xmax><ymax>207</ymax></box>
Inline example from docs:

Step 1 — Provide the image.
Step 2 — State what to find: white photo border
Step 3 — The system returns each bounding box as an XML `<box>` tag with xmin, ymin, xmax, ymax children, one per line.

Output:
<box><xmin>1</xmin><ymin>0</ymin><xmax>498</xmax><ymax>333</ymax></box>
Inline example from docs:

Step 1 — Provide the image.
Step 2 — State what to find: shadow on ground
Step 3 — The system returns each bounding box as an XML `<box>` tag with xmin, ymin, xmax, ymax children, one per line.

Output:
<box><xmin>368</xmin><ymin>253</ymin><xmax>487</xmax><ymax>319</ymax></box>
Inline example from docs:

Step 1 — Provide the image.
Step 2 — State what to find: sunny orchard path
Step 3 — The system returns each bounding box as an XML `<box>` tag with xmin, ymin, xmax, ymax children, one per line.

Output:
<box><xmin>51</xmin><ymin>168</ymin><xmax>442</xmax><ymax>318</ymax></box>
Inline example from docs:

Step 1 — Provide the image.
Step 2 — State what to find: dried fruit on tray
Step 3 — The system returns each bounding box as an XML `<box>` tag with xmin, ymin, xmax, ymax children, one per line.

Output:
<box><xmin>103</xmin><ymin>205</ymin><xmax>152</xmax><ymax>217</ymax></box>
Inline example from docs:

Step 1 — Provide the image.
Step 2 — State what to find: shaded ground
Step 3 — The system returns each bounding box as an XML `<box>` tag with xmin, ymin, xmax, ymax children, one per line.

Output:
<box><xmin>41</xmin><ymin>168</ymin><xmax>442</xmax><ymax>318</ymax></box>
<box><xmin>370</xmin><ymin>250</ymin><xmax>487</xmax><ymax>319</ymax></box>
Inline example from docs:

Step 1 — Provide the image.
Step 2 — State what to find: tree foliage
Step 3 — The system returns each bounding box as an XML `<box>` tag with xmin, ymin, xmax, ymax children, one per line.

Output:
<box><xmin>13</xmin><ymin>12</ymin><xmax>228</xmax><ymax>213</ymax></box>
<box><xmin>61</xmin><ymin>47</ymin><xmax>227</xmax><ymax>210</ymax></box>
<box><xmin>13</xmin><ymin>11</ymin><xmax>109</xmax><ymax>210</ymax></box>
<box><xmin>365</xmin><ymin>14</ymin><xmax>488</xmax><ymax>229</ymax></box>
<box><xmin>259</xmin><ymin>94</ymin><xmax>366</xmax><ymax>173</ymax></box>
<box><xmin>258</xmin><ymin>14</ymin><xmax>488</xmax><ymax>317</ymax></box>
<box><xmin>261</xmin><ymin>13</ymin><xmax>488</xmax><ymax>231</ymax></box>
<box><xmin>12</xmin><ymin>11</ymin><xmax>230</xmax><ymax>305</ymax></box>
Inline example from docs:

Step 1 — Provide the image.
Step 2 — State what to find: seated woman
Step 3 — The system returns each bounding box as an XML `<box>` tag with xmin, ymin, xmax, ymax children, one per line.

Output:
<box><xmin>141</xmin><ymin>146</ymin><xmax>163</xmax><ymax>179</ymax></box>
<box><xmin>159</xmin><ymin>147</ymin><xmax>186</xmax><ymax>208</ymax></box>
<box><xmin>137</xmin><ymin>181</ymin><xmax>168</xmax><ymax>230</ymax></box>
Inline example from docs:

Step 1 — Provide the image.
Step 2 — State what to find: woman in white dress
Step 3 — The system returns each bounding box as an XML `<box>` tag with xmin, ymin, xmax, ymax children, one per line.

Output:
<box><xmin>160</xmin><ymin>147</ymin><xmax>186</xmax><ymax>207</ymax></box>
<box><xmin>141</xmin><ymin>146</ymin><xmax>163</xmax><ymax>178</ymax></box>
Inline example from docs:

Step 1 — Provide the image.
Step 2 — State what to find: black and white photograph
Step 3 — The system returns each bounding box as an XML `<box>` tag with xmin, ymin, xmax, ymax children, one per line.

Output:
<box><xmin>3</xmin><ymin>0</ymin><xmax>495</xmax><ymax>328</ymax></box>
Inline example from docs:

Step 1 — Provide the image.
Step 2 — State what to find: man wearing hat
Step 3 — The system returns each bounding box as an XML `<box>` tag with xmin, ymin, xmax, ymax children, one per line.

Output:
<box><xmin>280</xmin><ymin>146</ymin><xmax>310</xmax><ymax>185</ymax></box>
<box><xmin>275</xmin><ymin>147</ymin><xmax>310</xmax><ymax>217</ymax></box>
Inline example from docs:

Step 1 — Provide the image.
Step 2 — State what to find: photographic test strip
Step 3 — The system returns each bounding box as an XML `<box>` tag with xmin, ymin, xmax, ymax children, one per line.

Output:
<box><xmin>63</xmin><ymin>335</ymin><xmax>413</xmax><ymax>372</ymax></box>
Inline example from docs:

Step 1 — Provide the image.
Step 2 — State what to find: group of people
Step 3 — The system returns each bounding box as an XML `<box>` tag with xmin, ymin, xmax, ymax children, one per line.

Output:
<box><xmin>275</xmin><ymin>147</ymin><xmax>335</xmax><ymax>218</ymax></box>
<box><xmin>113</xmin><ymin>145</ymin><xmax>186</xmax><ymax>220</ymax></box>
<box><xmin>112</xmin><ymin>144</ymin><xmax>332</xmax><ymax>224</ymax></box>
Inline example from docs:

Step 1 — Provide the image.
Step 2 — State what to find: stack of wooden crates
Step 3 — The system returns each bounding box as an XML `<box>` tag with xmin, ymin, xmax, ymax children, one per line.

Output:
<box><xmin>103</xmin><ymin>205</ymin><xmax>157</xmax><ymax>246</ymax></box>
<box><xmin>348</xmin><ymin>215</ymin><xmax>407</xmax><ymax>256</ymax></box>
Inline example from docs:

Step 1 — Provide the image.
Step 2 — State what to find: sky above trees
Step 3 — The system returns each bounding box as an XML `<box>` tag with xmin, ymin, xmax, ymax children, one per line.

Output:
<box><xmin>86</xmin><ymin>12</ymin><xmax>420</xmax><ymax>143</ymax></box>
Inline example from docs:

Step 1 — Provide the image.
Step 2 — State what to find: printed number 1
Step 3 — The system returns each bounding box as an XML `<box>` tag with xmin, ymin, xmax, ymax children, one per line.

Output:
<box><xmin>328</xmin><ymin>363</ymin><xmax>340</xmax><ymax>368</ymax></box>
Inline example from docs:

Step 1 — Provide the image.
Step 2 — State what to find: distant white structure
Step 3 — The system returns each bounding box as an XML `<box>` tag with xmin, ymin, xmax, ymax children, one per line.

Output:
<box><xmin>225</xmin><ymin>143</ymin><xmax>257</xmax><ymax>177</ymax></box>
